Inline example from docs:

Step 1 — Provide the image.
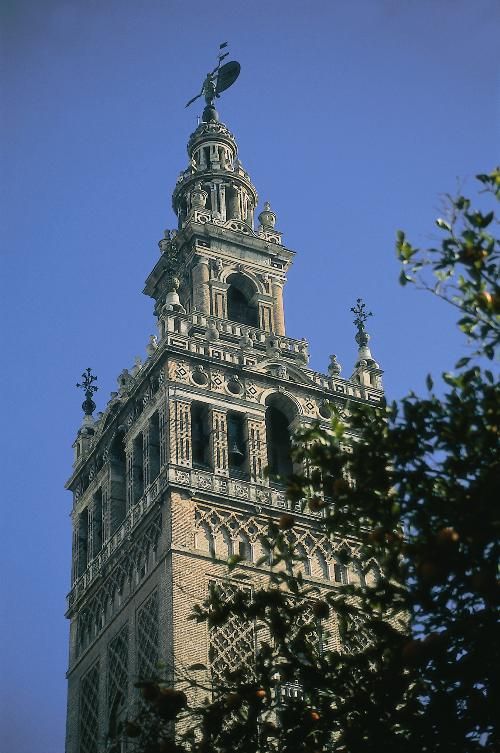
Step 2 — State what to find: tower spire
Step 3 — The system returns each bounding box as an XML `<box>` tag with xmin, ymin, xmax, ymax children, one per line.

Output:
<box><xmin>350</xmin><ymin>299</ymin><xmax>383</xmax><ymax>389</ymax></box>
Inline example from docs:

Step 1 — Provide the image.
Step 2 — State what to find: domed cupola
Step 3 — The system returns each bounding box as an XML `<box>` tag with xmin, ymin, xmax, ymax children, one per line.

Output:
<box><xmin>172</xmin><ymin>107</ymin><xmax>258</xmax><ymax>230</ymax></box>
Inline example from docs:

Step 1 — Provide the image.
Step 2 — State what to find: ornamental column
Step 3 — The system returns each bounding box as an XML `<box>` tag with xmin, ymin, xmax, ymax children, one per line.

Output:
<box><xmin>247</xmin><ymin>416</ymin><xmax>267</xmax><ymax>483</ymax></box>
<box><xmin>210</xmin><ymin>407</ymin><xmax>229</xmax><ymax>476</ymax></box>
<box><xmin>272</xmin><ymin>280</ymin><xmax>286</xmax><ymax>336</ymax></box>
<box><xmin>169</xmin><ymin>399</ymin><xmax>192</xmax><ymax>467</ymax></box>
<box><xmin>192</xmin><ymin>256</ymin><xmax>210</xmax><ymax>314</ymax></box>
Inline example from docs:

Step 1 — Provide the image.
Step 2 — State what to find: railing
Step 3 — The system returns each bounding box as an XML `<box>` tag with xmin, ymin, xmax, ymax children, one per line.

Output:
<box><xmin>161</xmin><ymin>312</ymin><xmax>383</xmax><ymax>403</ymax></box>
<box><xmin>170</xmin><ymin>312</ymin><xmax>308</xmax><ymax>357</ymax></box>
<box><xmin>67</xmin><ymin>475</ymin><xmax>164</xmax><ymax>610</ymax></box>
<box><xmin>168</xmin><ymin>465</ymin><xmax>314</xmax><ymax>517</ymax></box>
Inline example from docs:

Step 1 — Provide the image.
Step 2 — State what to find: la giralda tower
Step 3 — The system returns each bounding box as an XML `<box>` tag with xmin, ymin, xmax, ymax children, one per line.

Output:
<box><xmin>65</xmin><ymin>55</ymin><xmax>383</xmax><ymax>753</ymax></box>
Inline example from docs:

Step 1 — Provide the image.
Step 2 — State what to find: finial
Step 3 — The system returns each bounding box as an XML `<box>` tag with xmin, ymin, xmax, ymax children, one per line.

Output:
<box><xmin>185</xmin><ymin>43</ymin><xmax>241</xmax><ymax>114</ymax></box>
<box><xmin>351</xmin><ymin>298</ymin><xmax>373</xmax><ymax>347</ymax></box>
<box><xmin>258</xmin><ymin>201</ymin><xmax>276</xmax><ymax>230</ymax></box>
<box><xmin>76</xmin><ymin>368</ymin><xmax>98</xmax><ymax>416</ymax></box>
<box><xmin>328</xmin><ymin>354</ymin><xmax>342</xmax><ymax>376</ymax></box>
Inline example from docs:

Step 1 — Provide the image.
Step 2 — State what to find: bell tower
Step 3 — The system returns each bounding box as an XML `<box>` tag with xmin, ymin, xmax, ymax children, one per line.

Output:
<box><xmin>65</xmin><ymin>60</ymin><xmax>384</xmax><ymax>753</ymax></box>
<box><xmin>146</xmin><ymin>101</ymin><xmax>289</xmax><ymax>342</ymax></box>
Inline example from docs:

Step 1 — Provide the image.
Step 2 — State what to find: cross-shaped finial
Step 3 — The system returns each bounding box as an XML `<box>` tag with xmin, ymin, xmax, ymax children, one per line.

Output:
<box><xmin>351</xmin><ymin>298</ymin><xmax>373</xmax><ymax>335</ymax></box>
<box><xmin>76</xmin><ymin>368</ymin><xmax>98</xmax><ymax>416</ymax></box>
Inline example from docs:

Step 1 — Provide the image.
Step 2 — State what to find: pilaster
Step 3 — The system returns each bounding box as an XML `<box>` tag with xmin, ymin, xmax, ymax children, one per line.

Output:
<box><xmin>192</xmin><ymin>256</ymin><xmax>211</xmax><ymax>314</ymax></box>
<box><xmin>209</xmin><ymin>280</ymin><xmax>229</xmax><ymax>319</ymax></box>
<box><xmin>247</xmin><ymin>416</ymin><xmax>267</xmax><ymax>483</ymax></box>
<box><xmin>272</xmin><ymin>280</ymin><xmax>286</xmax><ymax>336</ymax></box>
<box><xmin>210</xmin><ymin>407</ymin><xmax>229</xmax><ymax>476</ymax></box>
<box><xmin>170</xmin><ymin>399</ymin><xmax>192</xmax><ymax>467</ymax></box>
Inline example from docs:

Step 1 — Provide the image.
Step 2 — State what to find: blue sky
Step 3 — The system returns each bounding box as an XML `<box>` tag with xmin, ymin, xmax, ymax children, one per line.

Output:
<box><xmin>1</xmin><ymin>1</ymin><xmax>498</xmax><ymax>751</ymax></box>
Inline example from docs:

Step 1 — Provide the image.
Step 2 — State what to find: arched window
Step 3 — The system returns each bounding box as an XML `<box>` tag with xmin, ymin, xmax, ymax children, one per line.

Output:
<box><xmin>363</xmin><ymin>561</ymin><xmax>380</xmax><ymax>588</ymax></box>
<box><xmin>226</xmin><ymin>273</ymin><xmax>259</xmax><ymax>328</ymax></box>
<box><xmin>132</xmin><ymin>433</ymin><xmax>144</xmax><ymax>503</ymax></box>
<box><xmin>191</xmin><ymin>402</ymin><xmax>210</xmax><ymax>469</ymax></box>
<box><xmin>77</xmin><ymin>508</ymin><xmax>89</xmax><ymax>577</ymax></box>
<box><xmin>217</xmin><ymin>526</ymin><xmax>233</xmax><ymax>559</ymax></box>
<box><xmin>227</xmin><ymin>411</ymin><xmax>248</xmax><ymax>479</ymax></box>
<box><xmin>333</xmin><ymin>560</ymin><xmax>349</xmax><ymax>584</ymax></box>
<box><xmin>238</xmin><ymin>531</ymin><xmax>252</xmax><ymax>562</ymax></box>
<box><xmin>311</xmin><ymin>550</ymin><xmax>329</xmax><ymax>580</ymax></box>
<box><xmin>295</xmin><ymin>543</ymin><xmax>311</xmax><ymax>576</ymax></box>
<box><xmin>109</xmin><ymin>431</ymin><xmax>126</xmax><ymax>533</ymax></box>
<box><xmin>196</xmin><ymin>522</ymin><xmax>215</xmax><ymax>557</ymax></box>
<box><xmin>265</xmin><ymin>394</ymin><xmax>295</xmax><ymax>483</ymax></box>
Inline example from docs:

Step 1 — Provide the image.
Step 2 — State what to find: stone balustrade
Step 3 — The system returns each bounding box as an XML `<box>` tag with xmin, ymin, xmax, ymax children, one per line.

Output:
<box><xmin>67</xmin><ymin>475</ymin><xmax>164</xmax><ymax>610</ymax></box>
<box><xmin>168</xmin><ymin>465</ymin><xmax>314</xmax><ymax>517</ymax></box>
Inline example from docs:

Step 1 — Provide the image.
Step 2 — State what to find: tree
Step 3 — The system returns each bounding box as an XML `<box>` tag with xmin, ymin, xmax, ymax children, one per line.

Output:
<box><xmin>116</xmin><ymin>168</ymin><xmax>499</xmax><ymax>753</ymax></box>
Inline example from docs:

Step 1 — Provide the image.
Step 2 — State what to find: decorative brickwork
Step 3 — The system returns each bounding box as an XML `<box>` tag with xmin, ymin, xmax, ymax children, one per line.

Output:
<box><xmin>137</xmin><ymin>588</ymin><xmax>160</xmax><ymax>680</ymax></box>
<box><xmin>107</xmin><ymin>626</ymin><xmax>129</xmax><ymax>715</ymax></box>
<box><xmin>79</xmin><ymin>662</ymin><xmax>100</xmax><ymax>753</ymax></box>
<box><xmin>208</xmin><ymin>581</ymin><xmax>255</xmax><ymax>686</ymax></box>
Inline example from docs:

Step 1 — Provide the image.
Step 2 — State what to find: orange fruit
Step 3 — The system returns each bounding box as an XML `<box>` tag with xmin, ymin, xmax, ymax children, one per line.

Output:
<box><xmin>224</xmin><ymin>692</ymin><xmax>242</xmax><ymax>709</ymax></box>
<box><xmin>309</xmin><ymin>497</ymin><xmax>327</xmax><ymax>512</ymax></box>
<box><xmin>435</xmin><ymin>527</ymin><xmax>460</xmax><ymax>546</ymax></box>
<box><xmin>278</xmin><ymin>514</ymin><xmax>295</xmax><ymax>530</ymax></box>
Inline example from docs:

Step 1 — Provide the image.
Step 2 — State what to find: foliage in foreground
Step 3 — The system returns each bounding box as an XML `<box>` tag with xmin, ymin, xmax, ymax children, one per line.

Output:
<box><xmin>113</xmin><ymin>169</ymin><xmax>499</xmax><ymax>753</ymax></box>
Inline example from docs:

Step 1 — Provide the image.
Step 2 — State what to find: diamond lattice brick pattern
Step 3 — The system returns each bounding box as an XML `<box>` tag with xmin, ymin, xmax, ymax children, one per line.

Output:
<box><xmin>79</xmin><ymin>662</ymin><xmax>100</xmax><ymax>753</ymax></box>
<box><xmin>137</xmin><ymin>588</ymin><xmax>160</xmax><ymax>680</ymax></box>
<box><xmin>107</xmin><ymin>626</ymin><xmax>129</xmax><ymax>710</ymax></box>
<box><xmin>209</xmin><ymin>581</ymin><xmax>255</xmax><ymax>686</ymax></box>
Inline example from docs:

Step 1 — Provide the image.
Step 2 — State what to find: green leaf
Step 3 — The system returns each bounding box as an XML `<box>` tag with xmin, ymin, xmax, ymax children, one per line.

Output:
<box><xmin>227</xmin><ymin>554</ymin><xmax>243</xmax><ymax>570</ymax></box>
<box><xmin>426</xmin><ymin>375</ymin><xmax>433</xmax><ymax>391</ymax></box>
<box><xmin>399</xmin><ymin>270</ymin><xmax>412</xmax><ymax>286</ymax></box>
<box><xmin>454</xmin><ymin>357</ymin><xmax>471</xmax><ymax>369</ymax></box>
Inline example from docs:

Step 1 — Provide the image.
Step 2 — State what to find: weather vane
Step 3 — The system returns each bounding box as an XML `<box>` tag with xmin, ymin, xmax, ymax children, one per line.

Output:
<box><xmin>351</xmin><ymin>298</ymin><xmax>373</xmax><ymax>345</ymax></box>
<box><xmin>185</xmin><ymin>42</ymin><xmax>241</xmax><ymax>110</ymax></box>
<box><xmin>76</xmin><ymin>367</ymin><xmax>98</xmax><ymax>416</ymax></box>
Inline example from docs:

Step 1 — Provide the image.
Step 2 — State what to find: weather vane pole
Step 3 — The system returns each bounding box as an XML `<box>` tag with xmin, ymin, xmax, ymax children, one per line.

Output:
<box><xmin>351</xmin><ymin>298</ymin><xmax>373</xmax><ymax>346</ymax></box>
<box><xmin>185</xmin><ymin>42</ymin><xmax>241</xmax><ymax>115</ymax></box>
<box><xmin>76</xmin><ymin>367</ymin><xmax>98</xmax><ymax>417</ymax></box>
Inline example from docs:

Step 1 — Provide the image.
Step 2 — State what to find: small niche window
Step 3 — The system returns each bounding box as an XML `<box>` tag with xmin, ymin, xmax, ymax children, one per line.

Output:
<box><xmin>319</xmin><ymin>400</ymin><xmax>332</xmax><ymax>420</ymax></box>
<box><xmin>238</xmin><ymin>533</ymin><xmax>252</xmax><ymax>562</ymax></box>
<box><xmin>227</xmin><ymin>412</ymin><xmax>248</xmax><ymax>479</ymax></box>
<box><xmin>109</xmin><ymin>431</ymin><xmax>126</xmax><ymax>534</ymax></box>
<box><xmin>192</xmin><ymin>365</ymin><xmax>209</xmax><ymax>386</ymax></box>
<box><xmin>77</xmin><ymin>509</ymin><xmax>89</xmax><ymax>577</ymax></box>
<box><xmin>227</xmin><ymin>376</ymin><xmax>243</xmax><ymax>396</ymax></box>
<box><xmin>191</xmin><ymin>402</ymin><xmax>211</xmax><ymax>469</ymax></box>
<box><xmin>226</xmin><ymin>273</ymin><xmax>259</xmax><ymax>328</ymax></box>
<box><xmin>333</xmin><ymin>562</ymin><xmax>349</xmax><ymax>584</ymax></box>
